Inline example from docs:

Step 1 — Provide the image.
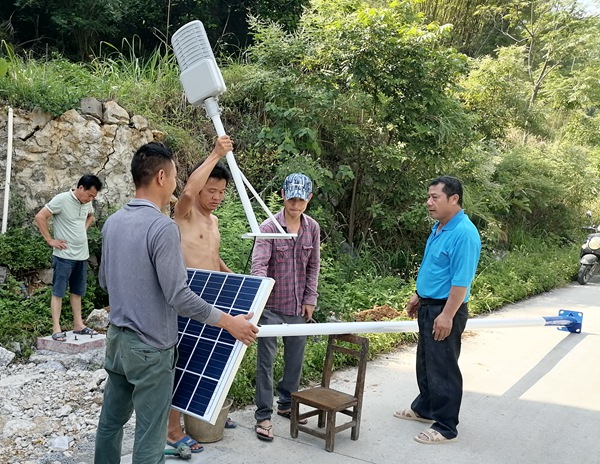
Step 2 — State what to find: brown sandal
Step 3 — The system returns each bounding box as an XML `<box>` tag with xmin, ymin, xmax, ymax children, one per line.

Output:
<box><xmin>255</xmin><ymin>423</ymin><xmax>274</xmax><ymax>441</ymax></box>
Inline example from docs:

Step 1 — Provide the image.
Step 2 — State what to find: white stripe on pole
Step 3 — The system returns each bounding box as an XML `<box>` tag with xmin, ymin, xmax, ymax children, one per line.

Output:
<box><xmin>256</xmin><ymin>317</ymin><xmax>551</xmax><ymax>337</ymax></box>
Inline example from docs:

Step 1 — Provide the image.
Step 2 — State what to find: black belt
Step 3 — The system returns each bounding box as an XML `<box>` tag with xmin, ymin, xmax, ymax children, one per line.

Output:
<box><xmin>112</xmin><ymin>324</ymin><xmax>135</xmax><ymax>333</ymax></box>
<box><xmin>419</xmin><ymin>297</ymin><xmax>447</xmax><ymax>306</ymax></box>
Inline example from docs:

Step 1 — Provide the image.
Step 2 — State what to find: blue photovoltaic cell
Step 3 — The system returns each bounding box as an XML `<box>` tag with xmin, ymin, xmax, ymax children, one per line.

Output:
<box><xmin>171</xmin><ymin>269</ymin><xmax>274</xmax><ymax>424</ymax></box>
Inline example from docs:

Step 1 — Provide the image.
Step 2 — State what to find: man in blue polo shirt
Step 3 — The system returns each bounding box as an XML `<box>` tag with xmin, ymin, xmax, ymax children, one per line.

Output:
<box><xmin>394</xmin><ymin>176</ymin><xmax>481</xmax><ymax>445</ymax></box>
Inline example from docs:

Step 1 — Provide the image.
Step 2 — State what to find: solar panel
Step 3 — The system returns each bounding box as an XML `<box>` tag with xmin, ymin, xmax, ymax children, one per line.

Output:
<box><xmin>171</xmin><ymin>268</ymin><xmax>274</xmax><ymax>424</ymax></box>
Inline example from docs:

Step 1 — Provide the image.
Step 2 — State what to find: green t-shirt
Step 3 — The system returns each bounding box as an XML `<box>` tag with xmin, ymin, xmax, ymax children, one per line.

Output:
<box><xmin>45</xmin><ymin>190</ymin><xmax>94</xmax><ymax>261</ymax></box>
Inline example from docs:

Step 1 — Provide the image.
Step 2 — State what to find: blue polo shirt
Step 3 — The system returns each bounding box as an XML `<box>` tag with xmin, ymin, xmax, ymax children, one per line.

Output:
<box><xmin>416</xmin><ymin>209</ymin><xmax>481</xmax><ymax>302</ymax></box>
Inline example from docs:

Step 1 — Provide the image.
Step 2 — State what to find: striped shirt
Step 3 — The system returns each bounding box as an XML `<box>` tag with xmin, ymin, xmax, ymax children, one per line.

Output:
<box><xmin>251</xmin><ymin>210</ymin><xmax>320</xmax><ymax>316</ymax></box>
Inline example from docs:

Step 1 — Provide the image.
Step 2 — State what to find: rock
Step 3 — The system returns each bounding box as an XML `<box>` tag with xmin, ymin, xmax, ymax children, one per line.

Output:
<box><xmin>2</xmin><ymin>418</ymin><xmax>36</xmax><ymax>438</ymax></box>
<box><xmin>37</xmin><ymin>268</ymin><xmax>54</xmax><ymax>285</ymax></box>
<box><xmin>85</xmin><ymin>309</ymin><xmax>109</xmax><ymax>330</ymax></box>
<box><xmin>49</xmin><ymin>435</ymin><xmax>73</xmax><ymax>451</ymax></box>
<box><xmin>131</xmin><ymin>114</ymin><xmax>148</xmax><ymax>130</ymax></box>
<box><xmin>85</xmin><ymin>369</ymin><xmax>107</xmax><ymax>392</ymax></box>
<box><xmin>80</xmin><ymin>98</ymin><xmax>103</xmax><ymax>120</ymax></box>
<box><xmin>151</xmin><ymin>129</ymin><xmax>166</xmax><ymax>141</ymax></box>
<box><xmin>102</xmin><ymin>101</ymin><xmax>129</xmax><ymax>124</ymax></box>
<box><xmin>56</xmin><ymin>406</ymin><xmax>73</xmax><ymax>418</ymax></box>
<box><xmin>0</xmin><ymin>346</ymin><xmax>15</xmax><ymax>368</ymax></box>
<box><xmin>0</xmin><ymin>103</ymin><xmax>154</xmax><ymax>216</ymax></box>
<box><xmin>0</xmin><ymin>349</ymin><xmax>113</xmax><ymax>463</ymax></box>
<box><xmin>37</xmin><ymin>361</ymin><xmax>67</xmax><ymax>372</ymax></box>
<box><xmin>87</xmin><ymin>255</ymin><xmax>98</xmax><ymax>268</ymax></box>
<box><xmin>9</xmin><ymin>342</ymin><xmax>21</xmax><ymax>354</ymax></box>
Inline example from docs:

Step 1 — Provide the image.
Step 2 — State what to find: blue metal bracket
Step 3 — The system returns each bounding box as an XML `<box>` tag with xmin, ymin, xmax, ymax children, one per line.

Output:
<box><xmin>542</xmin><ymin>310</ymin><xmax>583</xmax><ymax>334</ymax></box>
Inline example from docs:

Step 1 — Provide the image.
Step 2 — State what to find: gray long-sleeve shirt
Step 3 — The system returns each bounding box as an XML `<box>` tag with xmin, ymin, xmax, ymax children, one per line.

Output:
<box><xmin>99</xmin><ymin>199</ymin><xmax>222</xmax><ymax>349</ymax></box>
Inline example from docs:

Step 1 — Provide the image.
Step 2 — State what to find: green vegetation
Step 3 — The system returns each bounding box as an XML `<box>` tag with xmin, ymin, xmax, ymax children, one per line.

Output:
<box><xmin>1</xmin><ymin>0</ymin><xmax>599</xmax><ymax>405</ymax></box>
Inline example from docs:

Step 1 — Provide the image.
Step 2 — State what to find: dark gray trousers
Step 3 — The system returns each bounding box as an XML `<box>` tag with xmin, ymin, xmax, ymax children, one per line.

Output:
<box><xmin>254</xmin><ymin>310</ymin><xmax>307</xmax><ymax>422</ymax></box>
<box><xmin>411</xmin><ymin>300</ymin><xmax>468</xmax><ymax>439</ymax></box>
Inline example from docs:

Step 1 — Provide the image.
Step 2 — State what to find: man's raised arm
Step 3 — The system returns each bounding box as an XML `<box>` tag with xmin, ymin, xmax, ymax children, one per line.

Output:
<box><xmin>173</xmin><ymin>135</ymin><xmax>232</xmax><ymax>220</ymax></box>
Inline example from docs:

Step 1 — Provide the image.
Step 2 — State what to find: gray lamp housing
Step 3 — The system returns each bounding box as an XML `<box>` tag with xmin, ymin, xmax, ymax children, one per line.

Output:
<box><xmin>171</xmin><ymin>20</ymin><xmax>226</xmax><ymax>106</ymax></box>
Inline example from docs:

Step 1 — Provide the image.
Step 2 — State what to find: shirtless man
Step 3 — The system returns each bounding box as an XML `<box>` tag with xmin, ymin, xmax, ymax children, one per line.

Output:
<box><xmin>166</xmin><ymin>135</ymin><xmax>235</xmax><ymax>452</ymax></box>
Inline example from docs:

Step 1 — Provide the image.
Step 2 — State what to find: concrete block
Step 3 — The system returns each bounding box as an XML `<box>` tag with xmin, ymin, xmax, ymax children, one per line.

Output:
<box><xmin>37</xmin><ymin>331</ymin><xmax>106</xmax><ymax>354</ymax></box>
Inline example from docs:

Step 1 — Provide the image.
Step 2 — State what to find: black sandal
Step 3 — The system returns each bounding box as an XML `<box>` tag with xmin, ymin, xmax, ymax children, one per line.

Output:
<box><xmin>51</xmin><ymin>332</ymin><xmax>67</xmax><ymax>342</ymax></box>
<box><xmin>73</xmin><ymin>327</ymin><xmax>98</xmax><ymax>335</ymax></box>
<box><xmin>277</xmin><ymin>410</ymin><xmax>308</xmax><ymax>424</ymax></box>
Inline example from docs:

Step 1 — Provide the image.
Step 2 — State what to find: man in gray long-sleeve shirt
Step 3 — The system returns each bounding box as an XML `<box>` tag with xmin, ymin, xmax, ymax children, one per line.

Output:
<box><xmin>94</xmin><ymin>142</ymin><xmax>258</xmax><ymax>464</ymax></box>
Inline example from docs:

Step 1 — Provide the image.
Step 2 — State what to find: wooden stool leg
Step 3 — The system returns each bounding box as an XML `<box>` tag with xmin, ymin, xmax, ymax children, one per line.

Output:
<box><xmin>351</xmin><ymin>406</ymin><xmax>361</xmax><ymax>440</ymax></box>
<box><xmin>318</xmin><ymin>410</ymin><xmax>325</xmax><ymax>428</ymax></box>
<box><xmin>325</xmin><ymin>411</ymin><xmax>336</xmax><ymax>452</ymax></box>
<box><xmin>291</xmin><ymin>398</ymin><xmax>299</xmax><ymax>438</ymax></box>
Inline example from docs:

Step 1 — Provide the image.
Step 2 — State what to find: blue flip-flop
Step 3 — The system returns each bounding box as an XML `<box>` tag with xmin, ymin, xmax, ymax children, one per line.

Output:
<box><xmin>225</xmin><ymin>417</ymin><xmax>237</xmax><ymax>429</ymax></box>
<box><xmin>167</xmin><ymin>435</ymin><xmax>204</xmax><ymax>453</ymax></box>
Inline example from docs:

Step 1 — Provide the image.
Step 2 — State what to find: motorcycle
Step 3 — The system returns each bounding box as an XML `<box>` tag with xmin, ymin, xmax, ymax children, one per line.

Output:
<box><xmin>578</xmin><ymin>210</ymin><xmax>600</xmax><ymax>285</ymax></box>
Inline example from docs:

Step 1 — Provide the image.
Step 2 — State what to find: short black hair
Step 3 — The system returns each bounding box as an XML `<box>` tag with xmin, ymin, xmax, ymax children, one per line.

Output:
<box><xmin>430</xmin><ymin>176</ymin><xmax>463</xmax><ymax>206</ymax></box>
<box><xmin>189</xmin><ymin>160</ymin><xmax>232</xmax><ymax>184</ymax></box>
<box><xmin>77</xmin><ymin>174</ymin><xmax>103</xmax><ymax>191</ymax></box>
<box><xmin>131</xmin><ymin>142</ymin><xmax>175</xmax><ymax>188</ymax></box>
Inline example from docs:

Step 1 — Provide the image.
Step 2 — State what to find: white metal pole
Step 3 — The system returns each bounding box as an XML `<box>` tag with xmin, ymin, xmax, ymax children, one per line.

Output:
<box><xmin>2</xmin><ymin>107</ymin><xmax>13</xmax><ymax>234</ymax></box>
<box><xmin>203</xmin><ymin>97</ymin><xmax>261</xmax><ymax>234</ymax></box>
<box><xmin>256</xmin><ymin>316</ymin><xmax>576</xmax><ymax>337</ymax></box>
<box><xmin>240</xmin><ymin>171</ymin><xmax>289</xmax><ymax>236</ymax></box>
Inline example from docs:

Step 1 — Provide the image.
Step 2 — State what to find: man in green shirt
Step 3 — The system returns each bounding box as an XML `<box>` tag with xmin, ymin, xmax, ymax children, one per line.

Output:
<box><xmin>35</xmin><ymin>174</ymin><xmax>103</xmax><ymax>341</ymax></box>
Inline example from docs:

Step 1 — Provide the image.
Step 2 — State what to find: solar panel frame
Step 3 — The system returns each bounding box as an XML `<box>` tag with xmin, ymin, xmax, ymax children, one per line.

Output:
<box><xmin>171</xmin><ymin>268</ymin><xmax>274</xmax><ymax>424</ymax></box>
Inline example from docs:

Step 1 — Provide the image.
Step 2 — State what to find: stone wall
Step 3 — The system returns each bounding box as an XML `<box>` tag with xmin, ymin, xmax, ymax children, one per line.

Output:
<box><xmin>0</xmin><ymin>99</ymin><xmax>159</xmax><ymax>221</ymax></box>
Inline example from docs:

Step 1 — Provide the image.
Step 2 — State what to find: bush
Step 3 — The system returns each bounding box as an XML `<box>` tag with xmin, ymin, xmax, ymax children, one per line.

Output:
<box><xmin>0</xmin><ymin>227</ymin><xmax>51</xmax><ymax>273</ymax></box>
<box><xmin>471</xmin><ymin>243</ymin><xmax>577</xmax><ymax>314</ymax></box>
<box><xmin>0</xmin><ymin>276</ymin><xmax>52</xmax><ymax>357</ymax></box>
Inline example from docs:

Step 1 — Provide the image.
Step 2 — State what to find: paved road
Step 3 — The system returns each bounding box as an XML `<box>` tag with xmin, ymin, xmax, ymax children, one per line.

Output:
<box><xmin>124</xmin><ymin>279</ymin><xmax>600</xmax><ymax>464</ymax></box>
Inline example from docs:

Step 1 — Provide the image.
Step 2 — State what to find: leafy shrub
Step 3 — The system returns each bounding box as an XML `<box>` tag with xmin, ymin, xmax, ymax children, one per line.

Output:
<box><xmin>0</xmin><ymin>227</ymin><xmax>51</xmax><ymax>273</ymax></box>
<box><xmin>0</xmin><ymin>276</ymin><xmax>52</xmax><ymax>356</ymax></box>
<box><xmin>471</xmin><ymin>243</ymin><xmax>577</xmax><ymax>314</ymax></box>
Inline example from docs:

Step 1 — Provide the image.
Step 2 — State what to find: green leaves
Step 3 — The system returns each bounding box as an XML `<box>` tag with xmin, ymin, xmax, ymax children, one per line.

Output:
<box><xmin>0</xmin><ymin>58</ymin><xmax>7</xmax><ymax>78</ymax></box>
<box><xmin>0</xmin><ymin>228</ymin><xmax>51</xmax><ymax>273</ymax></box>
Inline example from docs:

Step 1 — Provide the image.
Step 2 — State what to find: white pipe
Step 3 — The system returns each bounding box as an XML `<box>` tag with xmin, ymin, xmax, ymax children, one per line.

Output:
<box><xmin>256</xmin><ymin>317</ymin><xmax>553</xmax><ymax>337</ymax></box>
<box><xmin>204</xmin><ymin>97</ymin><xmax>260</xmax><ymax>234</ymax></box>
<box><xmin>2</xmin><ymin>107</ymin><xmax>13</xmax><ymax>234</ymax></box>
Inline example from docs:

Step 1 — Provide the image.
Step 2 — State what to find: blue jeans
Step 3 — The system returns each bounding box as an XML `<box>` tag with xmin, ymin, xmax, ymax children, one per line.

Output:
<box><xmin>411</xmin><ymin>300</ymin><xmax>468</xmax><ymax>439</ymax></box>
<box><xmin>95</xmin><ymin>325</ymin><xmax>175</xmax><ymax>464</ymax></box>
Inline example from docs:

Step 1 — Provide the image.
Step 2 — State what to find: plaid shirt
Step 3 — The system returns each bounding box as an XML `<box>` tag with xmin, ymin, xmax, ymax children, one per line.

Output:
<box><xmin>251</xmin><ymin>209</ymin><xmax>320</xmax><ymax>316</ymax></box>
